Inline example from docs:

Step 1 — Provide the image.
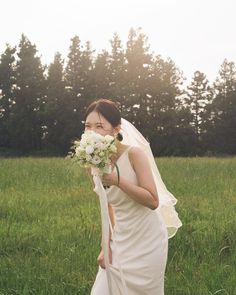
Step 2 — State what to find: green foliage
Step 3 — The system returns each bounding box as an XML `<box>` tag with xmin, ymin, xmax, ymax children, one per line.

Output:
<box><xmin>0</xmin><ymin>30</ymin><xmax>236</xmax><ymax>156</ymax></box>
<box><xmin>42</xmin><ymin>52</ymin><xmax>70</xmax><ymax>153</ymax></box>
<box><xmin>209</xmin><ymin>60</ymin><xmax>236</xmax><ymax>155</ymax></box>
<box><xmin>4</xmin><ymin>35</ymin><xmax>46</xmax><ymax>152</ymax></box>
<box><xmin>0</xmin><ymin>157</ymin><xmax>236</xmax><ymax>294</ymax></box>
<box><xmin>0</xmin><ymin>44</ymin><xmax>16</xmax><ymax>147</ymax></box>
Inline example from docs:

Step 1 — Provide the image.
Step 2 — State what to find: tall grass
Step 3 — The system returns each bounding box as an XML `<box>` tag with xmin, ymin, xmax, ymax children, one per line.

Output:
<box><xmin>0</xmin><ymin>156</ymin><xmax>235</xmax><ymax>295</ymax></box>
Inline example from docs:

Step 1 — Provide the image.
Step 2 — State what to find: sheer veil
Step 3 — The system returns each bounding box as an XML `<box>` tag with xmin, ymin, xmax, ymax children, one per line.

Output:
<box><xmin>121</xmin><ymin>118</ymin><xmax>182</xmax><ymax>238</ymax></box>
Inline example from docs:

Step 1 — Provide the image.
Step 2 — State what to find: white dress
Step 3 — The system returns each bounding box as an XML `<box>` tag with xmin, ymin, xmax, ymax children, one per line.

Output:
<box><xmin>90</xmin><ymin>146</ymin><xmax>168</xmax><ymax>295</ymax></box>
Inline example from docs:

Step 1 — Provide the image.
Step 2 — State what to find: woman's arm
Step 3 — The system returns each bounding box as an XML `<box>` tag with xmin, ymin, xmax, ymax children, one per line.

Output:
<box><xmin>108</xmin><ymin>203</ymin><xmax>115</xmax><ymax>228</ymax></box>
<box><xmin>102</xmin><ymin>147</ymin><xmax>159</xmax><ymax>210</ymax></box>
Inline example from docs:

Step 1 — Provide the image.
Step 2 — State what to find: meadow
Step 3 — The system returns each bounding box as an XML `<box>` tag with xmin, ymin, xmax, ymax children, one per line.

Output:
<box><xmin>0</xmin><ymin>156</ymin><xmax>235</xmax><ymax>295</ymax></box>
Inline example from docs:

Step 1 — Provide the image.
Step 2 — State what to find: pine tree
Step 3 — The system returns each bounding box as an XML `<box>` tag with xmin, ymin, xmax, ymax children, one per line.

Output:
<box><xmin>108</xmin><ymin>33</ymin><xmax>127</xmax><ymax>111</ymax></box>
<box><xmin>125</xmin><ymin>27</ymin><xmax>153</xmax><ymax>128</ymax></box>
<box><xmin>0</xmin><ymin>44</ymin><xmax>16</xmax><ymax>147</ymax></box>
<box><xmin>92</xmin><ymin>49</ymin><xmax>111</xmax><ymax>99</ymax></box>
<box><xmin>8</xmin><ymin>34</ymin><xmax>46</xmax><ymax>152</ymax></box>
<box><xmin>65</xmin><ymin>36</ymin><xmax>95</xmax><ymax>140</ymax></box>
<box><xmin>43</xmin><ymin>52</ymin><xmax>69</xmax><ymax>153</ymax></box>
<box><xmin>210</xmin><ymin>59</ymin><xmax>236</xmax><ymax>154</ymax></box>
<box><xmin>148</xmin><ymin>56</ymin><xmax>184</xmax><ymax>155</ymax></box>
<box><xmin>80</xmin><ymin>41</ymin><xmax>95</xmax><ymax>101</ymax></box>
<box><xmin>186</xmin><ymin>71</ymin><xmax>212</xmax><ymax>144</ymax></box>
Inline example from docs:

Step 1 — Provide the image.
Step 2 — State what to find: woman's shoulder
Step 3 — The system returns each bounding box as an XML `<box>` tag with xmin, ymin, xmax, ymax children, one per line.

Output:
<box><xmin>128</xmin><ymin>145</ymin><xmax>146</xmax><ymax>156</ymax></box>
<box><xmin>127</xmin><ymin>146</ymin><xmax>148</xmax><ymax>165</ymax></box>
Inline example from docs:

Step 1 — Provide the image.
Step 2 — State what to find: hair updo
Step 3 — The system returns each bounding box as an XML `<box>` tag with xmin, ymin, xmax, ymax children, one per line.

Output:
<box><xmin>85</xmin><ymin>98</ymin><xmax>123</xmax><ymax>141</ymax></box>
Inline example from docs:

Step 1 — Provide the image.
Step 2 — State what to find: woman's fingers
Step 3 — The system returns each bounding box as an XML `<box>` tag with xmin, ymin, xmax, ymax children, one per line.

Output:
<box><xmin>97</xmin><ymin>251</ymin><xmax>105</xmax><ymax>269</ymax></box>
<box><xmin>102</xmin><ymin>172</ymin><xmax>117</xmax><ymax>186</ymax></box>
<box><xmin>97</xmin><ymin>247</ymin><xmax>113</xmax><ymax>269</ymax></box>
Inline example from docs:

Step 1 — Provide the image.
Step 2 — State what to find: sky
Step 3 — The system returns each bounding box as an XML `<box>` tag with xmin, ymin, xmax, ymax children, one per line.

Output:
<box><xmin>1</xmin><ymin>0</ymin><xmax>236</xmax><ymax>84</ymax></box>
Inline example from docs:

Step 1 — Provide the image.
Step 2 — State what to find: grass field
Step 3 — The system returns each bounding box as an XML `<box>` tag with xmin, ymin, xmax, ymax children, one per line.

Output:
<box><xmin>0</xmin><ymin>156</ymin><xmax>235</xmax><ymax>295</ymax></box>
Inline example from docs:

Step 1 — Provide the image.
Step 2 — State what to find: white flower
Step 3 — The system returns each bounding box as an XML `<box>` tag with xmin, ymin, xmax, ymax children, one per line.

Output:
<box><xmin>110</xmin><ymin>145</ymin><xmax>117</xmax><ymax>153</ymax></box>
<box><xmin>86</xmin><ymin>154</ymin><xmax>92</xmax><ymax>161</ymax></box>
<box><xmin>75</xmin><ymin>148</ymin><xmax>81</xmax><ymax>156</ymax></box>
<box><xmin>97</xmin><ymin>142</ymin><xmax>107</xmax><ymax>150</ymax></box>
<box><xmin>81</xmin><ymin>132</ymin><xmax>90</xmax><ymax>140</ymax></box>
<box><xmin>92</xmin><ymin>155</ymin><xmax>102</xmax><ymax>165</ymax></box>
<box><xmin>94</xmin><ymin>141</ymin><xmax>102</xmax><ymax>149</ymax></box>
<box><xmin>70</xmin><ymin>130</ymin><xmax>117</xmax><ymax>172</ymax></box>
<box><xmin>92</xmin><ymin>132</ymin><xmax>103</xmax><ymax>141</ymax></box>
<box><xmin>85</xmin><ymin>145</ymin><xmax>94</xmax><ymax>154</ymax></box>
<box><xmin>103</xmin><ymin>142</ymin><xmax>111</xmax><ymax>149</ymax></box>
<box><xmin>75</xmin><ymin>147</ymin><xmax>86</xmax><ymax>158</ymax></box>
<box><xmin>99</xmin><ymin>151</ymin><xmax>105</xmax><ymax>157</ymax></box>
<box><xmin>104</xmin><ymin>134</ymin><xmax>114</xmax><ymax>142</ymax></box>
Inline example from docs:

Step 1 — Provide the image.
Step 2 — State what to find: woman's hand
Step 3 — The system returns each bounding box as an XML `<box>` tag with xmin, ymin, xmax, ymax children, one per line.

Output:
<box><xmin>97</xmin><ymin>246</ymin><xmax>113</xmax><ymax>269</ymax></box>
<box><xmin>101</xmin><ymin>172</ymin><xmax>119</xmax><ymax>187</ymax></box>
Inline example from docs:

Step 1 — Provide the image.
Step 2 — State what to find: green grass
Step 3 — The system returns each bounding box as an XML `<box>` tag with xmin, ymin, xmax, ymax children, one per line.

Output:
<box><xmin>0</xmin><ymin>156</ymin><xmax>235</xmax><ymax>295</ymax></box>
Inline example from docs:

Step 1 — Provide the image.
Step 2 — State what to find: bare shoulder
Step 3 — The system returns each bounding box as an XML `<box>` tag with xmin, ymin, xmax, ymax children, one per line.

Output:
<box><xmin>128</xmin><ymin>146</ymin><xmax>148</xmax><ymax>169</ymax></box>
<box><xmin>128</xmin><ymin>146</ymin><xmax>147</xmax><ymax>158</ymax></box>
<box><xmin>127</xmin><ymin>146</ymin><xmax>157</xmax><ymax>197</ymax></box>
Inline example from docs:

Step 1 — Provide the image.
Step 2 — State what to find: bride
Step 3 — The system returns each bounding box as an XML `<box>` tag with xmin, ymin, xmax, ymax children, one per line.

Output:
<box><xmin>84</xmin><ymin>98</ymin><xmax>182</xmax><ymax>295</ymax></box>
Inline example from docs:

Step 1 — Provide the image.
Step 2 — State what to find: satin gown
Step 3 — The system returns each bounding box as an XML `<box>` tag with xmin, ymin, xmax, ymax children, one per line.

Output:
<box><xmin>90</xmin><ymin>146</ymin><xmax>168</xmax><ymax>295</ymax></box>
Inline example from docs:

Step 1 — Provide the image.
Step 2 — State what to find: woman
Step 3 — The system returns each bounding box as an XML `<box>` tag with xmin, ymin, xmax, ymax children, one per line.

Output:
<box><xmin>85</xmin><ymin>99</ymin><xmax>182</xmax><ymax>295</ymax></box>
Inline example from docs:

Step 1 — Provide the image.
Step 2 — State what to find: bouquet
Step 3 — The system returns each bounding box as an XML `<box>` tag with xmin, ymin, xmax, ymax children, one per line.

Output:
<box><xmin>69</xmin><ymin>130</ymin><xmax>118</xmax><ymax>178</ymax></box>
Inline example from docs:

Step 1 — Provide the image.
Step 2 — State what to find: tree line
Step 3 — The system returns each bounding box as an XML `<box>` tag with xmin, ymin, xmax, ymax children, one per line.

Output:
<box><xmin>0</xmin><ymin>28</ymin><xmax>235</xmax><ymax>157</ymax></box>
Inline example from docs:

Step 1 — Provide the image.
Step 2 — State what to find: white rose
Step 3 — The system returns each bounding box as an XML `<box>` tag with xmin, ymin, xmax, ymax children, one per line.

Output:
<box><xmin>86</xmin><ymin>136</ymin><xmax>93</xmax><ymax>144</ymax></box>
<box><xmin>81</xmin><ymin>132</ymin><xmax>89</xmax><ymax>140</ymax></box>
<box><xmin>85</xmin><ymin>145</ymin><xmax>94</xmax><ymax>154</ymax></box>
<box><xmin>80</xmin><ymin>138</ymin><xmax>88</xmax><ymax>147</ymax></box>
<box><xmin>94</xmin><ymin>141</ymin><xmax>102</xmax><ymax>149</ymax></box>
<box><xmin>91</xmin><ymin>132</ymin><xmax>102</xmax><ymax>141</ymax></box>
<box><xmin>81</xmin><ymin>134</ymin><xmax>87</xmax><ymax>140</ymax></box>
<box><xmin>85</xmin><ymin>130</ymin><xmax>93</xmax><ymax>135</ymax></box>
<box><xmin>99</xmin><ymin>143</ymin><xmax>107</xmax><ymax>150</ymax></box>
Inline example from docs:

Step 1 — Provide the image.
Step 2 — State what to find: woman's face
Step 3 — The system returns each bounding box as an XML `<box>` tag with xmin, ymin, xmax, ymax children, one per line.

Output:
<box><xmin>85</xmin><ymin>111</ymin><xmax>120</xmax><ymax>136</ymax></box>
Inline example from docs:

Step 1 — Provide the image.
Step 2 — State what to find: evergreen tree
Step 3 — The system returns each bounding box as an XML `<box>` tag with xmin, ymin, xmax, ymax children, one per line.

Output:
<box><xmin>65</xmin><ymin>36</ymin><xmax>82</xmax><ymax>112</ymax></box>
<box><xmin>8</xmin><ymin>34</ymin><xmax>46</xmax><ymax>152</ymax></box>
<box><xmin>1</xmin><ymin>30</ymin><xmax>235</xmax><ymax>156</ymax></box>
<box><xmin>148</xmin><ymin>55</ymin><xmax>184</xmax><ymax>155</ymax></box>
<box><xmin>65</xmin><ymin>36</ymin><xmax>95</xmax><ymax>141</ymax></box>
<box><xmin>77</xmin><ymin>41</ymin><xmax>95</xmax><ymax>114</ymax></box>
<box><xmin>210</xmin><ymin>59</ymin><xmax>236</xmax><ymax>154</ymax></box>
<box><xmin>186</xmin><ymin>71</ymin><xmax>212</xmax><ymax>154</ymax></box>
<box><xmin>125</xmin><ymin>27</ymin><xmax>153</xmax><ymax>127</ymax></box>
<box><xmin>0</xmin><ymin>44</ymin><xmax>16</xmax><ymax>147</ymax></box>
<box><xmin>43</xmin><ymin>52</ymin><xmax>69</xmax><ymax>153</ymax></box>
<box><xmin>108</xmin><ymin>33</ymin><xmax>127</xmax><ymax>111</ymax></box>
<box><xmin>92</xmin><ymin>49</ymin><xmax>111</xmax><ymax>99</ymax></box>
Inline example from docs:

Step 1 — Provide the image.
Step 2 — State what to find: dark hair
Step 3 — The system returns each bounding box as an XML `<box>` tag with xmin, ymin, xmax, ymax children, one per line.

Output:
<box><xmin>85</xmin><ymin>98</ymin><xmax>123</xmax><ymax>141</ymax></box>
